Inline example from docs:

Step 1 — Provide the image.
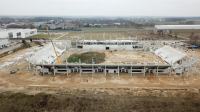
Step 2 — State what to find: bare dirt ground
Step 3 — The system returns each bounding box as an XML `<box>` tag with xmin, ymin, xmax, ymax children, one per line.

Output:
<box><xmin>1</xmin><ymin>58</ymin><xmax>200</xmax><ymax>112</ymax></box>
<box><xmin>103</xmin><ymin>51</ymin><xmax>165</xmax><ymax>64</ymax></box>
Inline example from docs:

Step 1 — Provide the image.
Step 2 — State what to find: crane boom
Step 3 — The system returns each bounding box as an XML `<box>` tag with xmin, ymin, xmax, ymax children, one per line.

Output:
<box><xmin>46</xmin><ymin>26</ymin><xmax>61</xmax><ymax>64</ymax></box>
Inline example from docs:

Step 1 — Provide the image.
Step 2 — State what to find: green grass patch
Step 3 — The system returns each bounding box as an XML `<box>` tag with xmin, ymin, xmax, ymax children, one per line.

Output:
<box><xmin>67</xmin><ymin>52</ymin><xmax>105</xmax><ymax>64</ymax></box>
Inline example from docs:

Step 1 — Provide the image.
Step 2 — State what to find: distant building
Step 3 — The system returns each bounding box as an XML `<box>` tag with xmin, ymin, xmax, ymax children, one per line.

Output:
<box><xmin>155</xmin><ymin>25</ymin><xmax>200</xmax><ymax>30</ymax></box>
<box><xmin>0</xmin><ymin>29</ymin><xmax>37</xmax><ymax>48</ymax></box>
<box><xmin>39</xmin><ymin>20</ymin><xmax>80</xmax><ymax>30</ymax></box>
<box><xmin>113</xmin><ymin>23</ymin><xmax>121</xmax><ymax>26</ymax></box>
<box><xmin>154</xmin><ymin>25</ymin><xmax>200</xmax><ymax>34</ymax></box>
<box><xmin>0</xmin><ymin>29</ymin><xmax>37</xmax><ymax>39</ymax></box>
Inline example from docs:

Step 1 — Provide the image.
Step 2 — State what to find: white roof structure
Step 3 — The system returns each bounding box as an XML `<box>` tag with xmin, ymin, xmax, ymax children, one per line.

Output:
<box><xmin>155</xmin><ymin>25</ymin><xmax>200</xmax><ymax>30</ymax></box>
<box><xmin>81</xmin><ymin>40</ymin><xmax>134</xmax><ymax>42</ymax></box>
<box><xmin>155</xmin><ymin>46</ymin><xmax>186</xmax><ymax>65</ymax></box>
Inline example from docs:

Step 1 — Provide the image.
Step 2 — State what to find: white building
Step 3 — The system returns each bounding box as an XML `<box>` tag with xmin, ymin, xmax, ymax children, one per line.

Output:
<box><xmin>0</xmin><ymin>29</ymin><xmax>37</xmax><ymax>39</ymax></box>
<box><xmin>154</xmin><ymin>25</ymin><xmax>200</xmax><ymax>34</ymax></box>
<box><xmin>0</xmin><ymin>29</ymin><xmax>37</xmax><ymax>48</ymax></box>
<box><xmin>155</xmin><ymin>25</ymin><xmax>200</xmax><ymax>30</ymax></box>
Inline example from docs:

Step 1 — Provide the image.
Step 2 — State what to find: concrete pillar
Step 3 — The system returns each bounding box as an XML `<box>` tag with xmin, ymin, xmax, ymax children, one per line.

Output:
<box><xmin>143</xmin><ymin>66</ymin><xmax>146</xmax><ymax>77</ymax></box>
<box><xmin>92</xmin><ymin>65</ymin><xmax>94</xmax><ymax>78</ymax></box>
<box><xmin>67</xmin><ymin>69</ymin><xmax>69</xmax><ymax>77</ymax></box>
<box><xmin>170</xmin><ymin>67</ymin><xmax>172</xmax><ymax>76</ymax></box>
<box><xmin>131</xmin><ymin>63</ymin><xmax>133</xmax><ymax>77</ymax></box>
<box><xmin>118</xmin><ymin>65</ymin><xmax>120</xmax><ymax>77</ymax></box>
<box><xmin>28</xmin><ymin>62</ymin><xmax>31</xmax><ymax>71</ymax></box>
<box><xmin>92</xmin><ymin>58</ymin><xmax>94</xmax><ymax>78</ymax></box>
<box><xmin>79</xmin><ymin>66</ymin><xmax>82</xmax><ymax>76</ymax></box>
<box><xmin>105</xmin><ymin>65</ymin><xmax>107</xmax><ymax>76</ymax></box>
<box><xmin>156</xmin><ymin>66</ymin><xmax>159</xmax><ymax>77</ymax></box>
<box><xmin>42</xmin><ymin>62</ymin><xmax>44</xmax><ymax>76</ymax></box>
<box><xmin>186</xmin><ymin>70</ymin><xmax>189</xmax><ymax>79</ymax></box>
<box><xmin>35</xmin><ymin>66</ymin><xmax>37</xmax><ymax>76</ymax></box>
<box><xmin>66</xmin><ymin>63</ymin><xmax>68</xmax><ymax>77</ymax></box>
<box><xmin>53</xmin><ymin>65</ymin><xmax>55</xmax><ymax>76</ymax></box>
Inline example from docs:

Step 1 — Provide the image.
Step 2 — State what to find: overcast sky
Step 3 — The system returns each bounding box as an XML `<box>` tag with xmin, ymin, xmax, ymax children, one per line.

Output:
<box><xmin>0</xmin><ymin>0</ymin><xmax>199</xmax><ymax>17</ymax></box>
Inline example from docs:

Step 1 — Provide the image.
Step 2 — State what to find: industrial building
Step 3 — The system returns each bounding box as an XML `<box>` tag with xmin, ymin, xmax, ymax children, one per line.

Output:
<box><xmin>3</xmin><ymin>29</ymin><xmax>37</xmax><ymax>38</ymax></box>
<box><xmin>155</xmin><ymin>25</ymin><xmax>200</xmax><ymax>30</ymax></box>
<box><xmin>0</xmin><ymin>29</ymin><xmax>37</xmax><ymax>49</ymax></box>
<box><xmin>154</xmin><ymin>25</ymin><xmax>200</xmax><ymax>35</ymax></box>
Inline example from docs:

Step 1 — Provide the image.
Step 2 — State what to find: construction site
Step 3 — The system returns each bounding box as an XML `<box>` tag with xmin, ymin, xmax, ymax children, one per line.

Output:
<box><xmin>1</xmin><ymin>25</ymin><xmax>200</xmax><ymax>111</ymax></box>
<box><xmin>25</xmin><ymin>26</ymin><xmax>199</xmax><ymax>76</ymax></box>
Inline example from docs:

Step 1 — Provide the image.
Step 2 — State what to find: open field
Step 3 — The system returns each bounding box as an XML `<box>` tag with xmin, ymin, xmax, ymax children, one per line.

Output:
<box><xmin>34</xmin><ymin>28</ymin><xmax>195</xmax><ymax>41</ymax></box>
<box><xmin>30</xmin><ymin>33</ymin><xmax>63</xmax><ymax>39</ymax></box>
<box><xmin>81</xmin><ymin>27</ymin><xmax>153</xmax><ymax>32</ymax></box>
<box><xmin>54</xmin><ymin>28</ymin><xmax>179</xmax><ymax>40</ymax></box>
<box><xmin>0</xmin><ymin>90</ymin><xmax>200</xmax><ymax>112</ymax></box>
<box><xmin>103</xmin><ymin>51</ymin><xmax>165</xmax><ymax>64</ymax></box>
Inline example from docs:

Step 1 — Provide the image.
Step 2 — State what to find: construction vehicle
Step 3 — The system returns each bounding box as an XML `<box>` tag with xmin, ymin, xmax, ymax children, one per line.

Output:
<box><xmin>46</xmin><ymin>26</ymin><xmax>62</xmax><ymax>64</ymax></box>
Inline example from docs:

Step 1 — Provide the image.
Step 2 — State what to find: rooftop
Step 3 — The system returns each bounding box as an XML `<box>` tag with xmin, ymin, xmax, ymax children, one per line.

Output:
<box><xmin>155</xmin><ymin>25</ymin><xmax>200</xmax><ymax>30</ymax></box>
<box><xmin>155</xmin><ymin>46</ymin><xmax>186</xmax><ymax>65</ymax></box>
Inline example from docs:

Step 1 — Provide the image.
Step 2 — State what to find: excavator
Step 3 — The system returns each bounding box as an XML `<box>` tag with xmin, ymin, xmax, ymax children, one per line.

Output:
<box><xmin>46</xmin><ymin>26</ymin><xmax>62</xmax><ymax>64</ymax></box>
